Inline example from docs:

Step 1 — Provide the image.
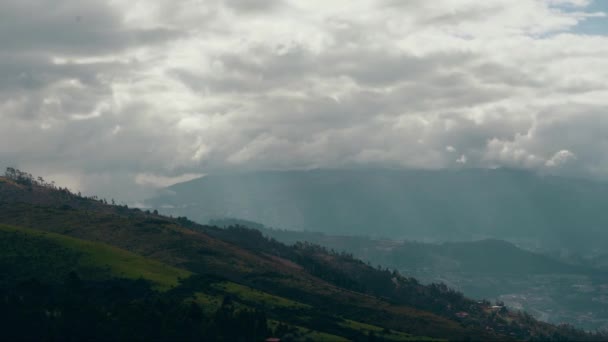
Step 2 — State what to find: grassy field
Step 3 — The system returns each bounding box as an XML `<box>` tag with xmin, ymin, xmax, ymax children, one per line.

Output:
<box><xmin>339</xmin><ymin>319</ymin><xmax>443</xmax><ymax>341</ymax></box>
<box><xmin>208</xmin><ymin>281</ymin><xmax>438</xmax><ymax>341</ymax></box>
<box><xmin>192</xmin><ymin>292</ymin><xmax>223</xmax><ymax>313</ymax></box>
<box><xmin>212</xmin><ymin>281</ymin><xmax>312</xmax><ymax>309</ymax></box>
<box><xmin>268</xmin><ymin>319</ymin><xmax>349</xmax><ymax>341</ymax></box>
<box><xmin>191</xmin><ymin>287</ymin><xmax>351</xmax><ymax>340</ymax></box>
<box><xmin>0</xmin><ymin>224</ymin><xmax>191</xmax><ymax>290</ymax></box>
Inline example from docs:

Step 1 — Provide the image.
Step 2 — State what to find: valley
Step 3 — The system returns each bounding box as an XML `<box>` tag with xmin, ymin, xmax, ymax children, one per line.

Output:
<box><xmin>234</xmin><ymin>222</ymin><xmax>608</xmax><ymax>331</ymax></box>
<box><xmin>0</xmin><ymin>169</ymin><xmax>601</xmax><ymax>340</ymax></box>
<box><xmin>148</xmin><ymin>169</ymin><xmax>608</xmax><ymax>255</ymax></box>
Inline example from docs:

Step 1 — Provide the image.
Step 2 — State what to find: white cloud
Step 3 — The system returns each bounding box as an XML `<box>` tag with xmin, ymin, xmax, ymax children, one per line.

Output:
<box><xmin>1</xmin><ymin>0</ymin><xmax>608</xmax><ymax>199</ymax></box>
<box><xmin>546</xmin><ymin>150</ymin><xmax>576</xmax><ymax>167</ymax></box>
<box><xmin>135</xmin><ymin>173</ymin><xmax>205</xmax><ymax>188</ymax></box>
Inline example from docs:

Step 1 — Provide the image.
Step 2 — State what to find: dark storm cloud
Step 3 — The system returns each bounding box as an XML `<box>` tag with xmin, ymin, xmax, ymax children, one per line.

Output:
<box><xmin>0</xmin><ymin>0</ymin><xmax>179</xmax><ymax>55</ymax></box>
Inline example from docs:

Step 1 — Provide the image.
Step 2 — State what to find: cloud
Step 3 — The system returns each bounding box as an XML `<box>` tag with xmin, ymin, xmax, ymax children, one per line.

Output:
<box><xmin>0</xmin><ymin>0</ymin><xmax>178</xmax><ymax>55</ymax></box>
<box><xmin>546</xmin><ymin>150</ymin><xmax>576</xmax><ymax>167</ymax></box>
<box><xmin>135</xmin><ymin>173</ymin><xmax>205</xmax><ymax>188</ymax></box>
<box><xmin>1</xmin><ymin>0</ymin><xmax>607</xmax><ymax>200</ymax></box>
<box><xmin>223</xmin><ymin>0</ymin><xmax>285</xmax><ymax>13</ymax></box>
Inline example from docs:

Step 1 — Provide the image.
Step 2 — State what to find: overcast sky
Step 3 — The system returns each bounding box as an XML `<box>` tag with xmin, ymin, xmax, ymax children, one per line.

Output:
<box><xmin>1</xmin><ymin>0</ymin><xmax>607</xmax><ymax>201</ymax></box>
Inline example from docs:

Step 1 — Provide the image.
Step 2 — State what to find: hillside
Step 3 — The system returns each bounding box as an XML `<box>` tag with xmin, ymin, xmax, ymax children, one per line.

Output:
<box><xmin>216</xmin><ymin>220</ymin><xmax>608</xmax><ymax>330</ymax></box>
<box><xmin>0</xmin><ymin>224</ymin><xmax>190</xmax><ymax>290</ymax></box>
<box><xmin>0</xmin><ymin>170</ymin><xmax>602</xmax><ymax>341</ymax></box>
<box><xmin>147</xmin><ymin>168</ymin><xmax>608</xmax><ymax>253</ymax></box>
<box><xmin>217</xmin><ymin>221</ymin><xmax>583</xmax><ymax>276</ymax></box>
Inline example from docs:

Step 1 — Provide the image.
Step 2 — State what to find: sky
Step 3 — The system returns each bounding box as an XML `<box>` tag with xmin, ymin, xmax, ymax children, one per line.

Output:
<box><xmin>1</xmin><ymin>0</ymin><xmax>607</xmax><ymax>201</ymax></box>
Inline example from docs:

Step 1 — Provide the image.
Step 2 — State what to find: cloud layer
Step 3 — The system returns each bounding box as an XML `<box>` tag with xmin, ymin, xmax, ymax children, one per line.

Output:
<box><xmin>1</xmin><ymin>0</ymin><xmax>607</xmax><ymax>199</ymax></box>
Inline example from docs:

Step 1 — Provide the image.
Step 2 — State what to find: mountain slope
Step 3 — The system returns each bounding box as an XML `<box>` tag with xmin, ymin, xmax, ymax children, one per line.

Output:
<box><xmin>220</xmin><ymin>220</ymin><xmax>608</xmax><ymax>330</ymax></box>
<box><xmin>219</xmin><ymin>221</ymin><xmax>584</xmax><ymax>276</ymax></box>
<box><xmin>0</xmin><ymin>224</ymin><xmax>191</xmax><ymax>290</ymax></box>
<box><xmin>0</xmin><ymin>223</ymin><xmax>426</xmax><ymax>341</ymax></box>
<box><xmin>147</xmin><ymin>168</ymin><xmax>608</xmax><ymax>253</ymax></box>
<box><xmin>0</xmin><ymin>172</ymin><xmax>601</xmax><ymax>341</ymax></box>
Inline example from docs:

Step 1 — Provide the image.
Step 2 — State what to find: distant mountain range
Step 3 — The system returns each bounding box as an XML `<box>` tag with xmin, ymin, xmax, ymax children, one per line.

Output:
<box><xmin>212</xmin><ymin>218</ymin><xmax>608</xmax><ymax>331</ymax></box>
<box><xmin>1</xmin><ymin>169</ymin><xmax>602</xmax><ymax>340</ymax></box>
<box><xmin>147</xmin><ymin>168</ymin><xmax>608</xmax><ymax>253</ymax></box>
<box><xmin>210</xmin><ymin>219</ymin><xmax>586</xmax><ymax>276</ymax></box>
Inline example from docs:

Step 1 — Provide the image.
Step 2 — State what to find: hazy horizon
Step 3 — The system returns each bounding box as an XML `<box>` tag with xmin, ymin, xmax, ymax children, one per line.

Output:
<box><xmin>3</xmin><ymin>2</ymin><xmax>608</xmax><ymax>337</ymax></box>
<box><xmin>2</xmin><ymin>0</ymin><xmax>608</xmax><ymax>201</ymax></box>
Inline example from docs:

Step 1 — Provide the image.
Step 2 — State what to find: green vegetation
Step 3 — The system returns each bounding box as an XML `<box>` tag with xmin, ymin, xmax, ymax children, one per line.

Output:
<box><xmin>0</xmin><ymin>224</ymin><xmax>191</xmax><ymax>290</ymax></box>
<box><xmin>192</xmin><ymin>292</ymin><xmax>223</xmax><ymax>313</ymax></box>
<box><xmin>1</xmin><ymin>168</ymin><xmax>605</xmax><ymax>341</ymax></box>
<box><xmin>1</xmin><ymin>273</ymin><xmax>273</xmax><ymax>341</ymax></box>
<box><xmin>339</xmin><ymin>319</ymin><xmax>442</xmax><ymax>341</ymax></box>
<box><xmin>212</xmin><ymin>281</ymin><xmax>311</xmax><ymax>309</ymax></box>
<box><xmin>254</xmin><ymin>223</ymin><xmax>608</xmax><ymax>330</ymax></box>
<box><xmin>268</xmin><ymin>320</ymin><xmax>349</xmax><ymax>341</ymax></box>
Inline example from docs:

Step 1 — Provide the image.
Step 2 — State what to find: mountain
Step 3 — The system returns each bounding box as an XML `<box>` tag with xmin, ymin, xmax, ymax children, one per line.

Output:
<box><xmin>0</xmin><ymin>169</ymin><xmax>601</xmax><ymax>341</ymax></box>
<box><xmin>147</xmin><ymin>168</ymin><xmax>608</xmax><ymax>253</ymax></box>
<box><xmin>215</xmin><ymin>220</ymin><xmax>583</xmax><ymax>276</ymax></box>
<box><xmin>213</xmin><ymin>220</ymin><xmax>608</xmax><ymax>331</ymax></box>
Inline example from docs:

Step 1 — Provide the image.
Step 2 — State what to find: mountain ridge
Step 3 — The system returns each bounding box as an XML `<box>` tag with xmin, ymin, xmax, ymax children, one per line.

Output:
<box><xmin>0</xmin><ymin>169</ymin><xmax>602</xmax><ymax>340</ymax></box>
<box><xmin>149</xmin><ymin>168</ymin><xmax>608</xmax><ymax>252</ymax></box>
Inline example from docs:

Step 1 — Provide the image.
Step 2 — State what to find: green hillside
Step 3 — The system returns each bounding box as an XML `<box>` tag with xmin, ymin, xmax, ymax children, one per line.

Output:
<box><xmin>223</xmin><ymin>220</ymin><xmax>608</xmax><ymax>330</ymax></box>
<box><xmin>0</xmin><ymin>170</ymin><xmax>604</xmax><ymax>341</ymax></box>
<box><xmin>0</xmin><ymin>224</ymin><xmax>191</xmax><ymax>290</ymax></box>
<box><xmin>217</xmin><ymin>218</ymin><xmax>586</xmax><ymax>276</ymax></box>
<box><xmin>0</xmin><ymin>223</ymin><xmax>432</xmax><ymax>341</ymax></box>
